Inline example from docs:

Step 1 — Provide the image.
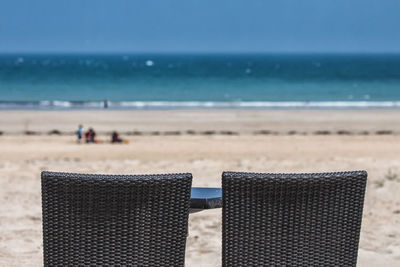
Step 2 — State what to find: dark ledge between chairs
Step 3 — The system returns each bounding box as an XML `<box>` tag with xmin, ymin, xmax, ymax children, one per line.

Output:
<box><xmin>190</xmin><ymin>187</ymin><xmax>222</xmax><ymax>213</ymax></box>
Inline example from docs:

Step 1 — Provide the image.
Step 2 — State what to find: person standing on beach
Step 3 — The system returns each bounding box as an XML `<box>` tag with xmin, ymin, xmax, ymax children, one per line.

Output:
<box><xmin>77</xmin><ymin>125</ymin><xmax>83</xmax><ymax>143</ymax></box>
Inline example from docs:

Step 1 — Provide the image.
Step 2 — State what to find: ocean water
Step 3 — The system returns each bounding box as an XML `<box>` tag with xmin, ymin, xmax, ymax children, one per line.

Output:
<box><xmin>0</xmin><ymin>53</ymin><xmax>400</xmax><ymax>109</ymax></box>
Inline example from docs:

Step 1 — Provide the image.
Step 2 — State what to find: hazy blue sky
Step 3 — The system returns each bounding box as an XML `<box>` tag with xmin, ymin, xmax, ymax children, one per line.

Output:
<box><xmin>1</xmin><ymin>0</ymin><xmax>399</xmax><ymax>53</ymax></box>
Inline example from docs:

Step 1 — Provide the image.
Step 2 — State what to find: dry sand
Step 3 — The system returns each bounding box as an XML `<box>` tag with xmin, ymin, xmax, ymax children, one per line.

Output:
<box><xmin>0</xmin><ymin>110</ymin><xmax>400</xmax><ymax>266</ymax></box>
<box><xmin>1</xmin><ymin>109</ymin><xmax>400</xmax><ymax>135</ymax></box>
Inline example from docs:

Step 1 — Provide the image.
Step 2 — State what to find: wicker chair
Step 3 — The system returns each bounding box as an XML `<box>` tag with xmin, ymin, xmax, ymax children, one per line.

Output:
<box><xmin>222</xmin><ymin>171</ymin><xmax>367</xmax><ymax>267</ymax></box>
<box><xmin>41</xmin><ymin>171</ymin><xmax>192</xmax><ymax>266</ymax></box>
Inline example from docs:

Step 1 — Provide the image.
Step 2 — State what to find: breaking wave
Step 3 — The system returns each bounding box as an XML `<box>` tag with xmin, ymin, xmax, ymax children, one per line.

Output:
<box><xmin>1</xmin><ymin>100</ymin><xmax>400</xmax><ymax>110</ymax></box>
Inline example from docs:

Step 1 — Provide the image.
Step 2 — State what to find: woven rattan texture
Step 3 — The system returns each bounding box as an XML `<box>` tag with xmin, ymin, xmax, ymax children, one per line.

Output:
<box><xmin>222</xmin><ymin>171</ymin><xmax>367</xmax><ymax>267</ymax></box>
<box><xmin>42</xmin><ymin>171</ymin><xmax>192</xmax><ymax>266</ymax></box>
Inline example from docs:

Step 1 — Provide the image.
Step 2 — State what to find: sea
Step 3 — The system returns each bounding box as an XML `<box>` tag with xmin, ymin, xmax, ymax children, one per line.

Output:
<box><xmin>0</xmin><ymin>53</ymin><xmax>400</xmax><ymax>110</ymax></box>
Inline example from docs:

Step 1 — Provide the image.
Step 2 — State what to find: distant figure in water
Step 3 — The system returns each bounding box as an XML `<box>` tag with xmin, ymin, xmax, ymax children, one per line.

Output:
<box><xmin>111</xmin><ymin>131</ymin><xmax>123</xmax><ymax>143</ymax></box>
<box><xmin>85</xmin><ymin>128</ymin><xmax>96</xmax><ymax>143</ymax></box>
<box><xmin>104</xmin><ymin>99</ymin><xmax>108</xmax><ymax>109</ymax></box>
<box><xmin>77</xmin><ymin>125</ymin><xmax>83</xmax><ymax>143</ymax></box>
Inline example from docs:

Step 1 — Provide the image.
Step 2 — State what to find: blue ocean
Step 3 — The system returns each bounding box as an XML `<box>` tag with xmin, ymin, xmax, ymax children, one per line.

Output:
<box><xmin>0</xmin><ymin>53</ymin><xmax>400</xmax><ymax>109</ymax></box>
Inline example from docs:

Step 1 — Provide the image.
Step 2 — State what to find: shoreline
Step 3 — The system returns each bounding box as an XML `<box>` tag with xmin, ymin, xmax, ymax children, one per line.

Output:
<box><xmin>2</xmin><ymin>100</ymin><xmax>400</xmax><ymax>109</ymax></box>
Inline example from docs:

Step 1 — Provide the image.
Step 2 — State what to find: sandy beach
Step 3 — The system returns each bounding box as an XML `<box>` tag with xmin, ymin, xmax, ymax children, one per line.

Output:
<box><xmin>1</xmin><ymin>110</ymin><xmax>400</xmax><ymax>266</ymax></box>
<box><xmin>1</xmin><ymin>109</ymin><xmax>400</xmax><ymax>135</ymax></box>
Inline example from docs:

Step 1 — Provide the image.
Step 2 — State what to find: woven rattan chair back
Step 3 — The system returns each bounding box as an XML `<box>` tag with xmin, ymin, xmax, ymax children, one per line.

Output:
<box><xmin>222</xmin><ymin>171</ymin><xmax>367</xmax><ymax>267</ymax></box>
<box><xmin>41</xmin><ymin>171</ymin><xmax>192</xmax><ymax>266</ymax></box>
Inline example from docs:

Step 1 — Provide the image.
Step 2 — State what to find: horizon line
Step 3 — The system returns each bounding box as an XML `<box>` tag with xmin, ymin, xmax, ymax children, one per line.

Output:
<box><xmin>1</xmin><ymin>51</ymin><xmax>400</xmax><ymax>56</ymax></box>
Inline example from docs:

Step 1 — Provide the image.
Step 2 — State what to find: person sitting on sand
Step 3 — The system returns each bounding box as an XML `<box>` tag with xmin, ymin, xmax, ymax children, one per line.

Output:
<box><xmin>85</xmin><ymin>128</ymin><xmax>96</xmax><ymax>143</ymax></box>
<box><xmin>111</xmin><ymin>131</ymin><xmax>123</xmax><ymax>143</ymax></box>
<box><xmin>76</xmin><ymin>125</ymin><xmax>83</xmax><ymax>143</ymax></box>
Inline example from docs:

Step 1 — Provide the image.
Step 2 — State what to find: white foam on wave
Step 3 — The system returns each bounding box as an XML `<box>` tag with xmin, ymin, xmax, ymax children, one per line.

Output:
<box><xmin>52</xmin><ymin>101</ymin><xmax>72</xmax><ymax>107</ymax></box>
<box><xmin>37</xmin><ymin>100</ymin><xmax>103</xmax><ymax>108</ymax></box>
<box><xmin>113</xmin><ymin>101</ymin><xmax>400</xmax><ymax>109</ymax></box>
<box><xmin>2</xmin><ymin>100</ymin><xmax>400</xmax><ymax>109</ymax></box>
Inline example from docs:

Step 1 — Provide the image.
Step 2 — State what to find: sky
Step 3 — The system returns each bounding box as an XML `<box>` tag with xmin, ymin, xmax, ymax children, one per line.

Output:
<box><xmin>0</xmin><ymin>0</ymin><xmax>399</xmax><ymax>53</ymax></box>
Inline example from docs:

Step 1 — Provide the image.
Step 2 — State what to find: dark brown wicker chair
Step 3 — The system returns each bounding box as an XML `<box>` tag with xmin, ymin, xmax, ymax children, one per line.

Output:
<box><xmin>222</xmin><ymin>171</ymin><xmax>367</xmax><ymax>267</ymax></box>
<box><xmin>41</xmin><ymin>171</ymin><xmax>192</xmax><ymax>266</ymax></box>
